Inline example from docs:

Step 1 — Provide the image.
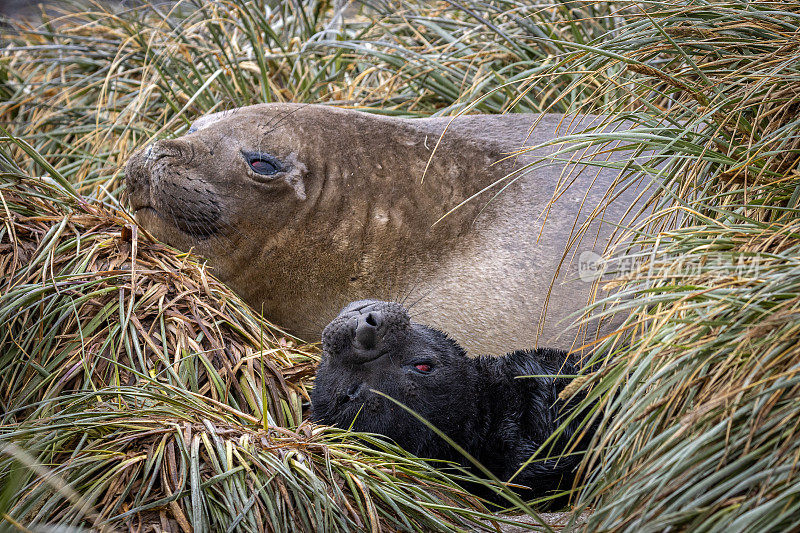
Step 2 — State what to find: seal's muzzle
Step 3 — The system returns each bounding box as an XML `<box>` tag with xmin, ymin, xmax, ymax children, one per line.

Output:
<box><xmin>321</xmin><ymin>300</ymin><xmax>411</xmax><ymax>364</ymax></box>
<box><xmin>125</xmin><ymin>139</ymin><xmax>223</xmax><ymax>240</ymax></box>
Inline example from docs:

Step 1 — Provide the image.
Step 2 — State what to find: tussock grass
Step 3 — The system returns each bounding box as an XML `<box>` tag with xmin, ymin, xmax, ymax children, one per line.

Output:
<box><xmin>2</xmin><ymin>388</ymin><xmax>494</xmax><ymax>532</ymax></box>
<box><xmin>512</xmin><ymin>2</ymin><xmax>800</xmax><ymax>531</ymax></box>
<box><xmin>310</xmin><ymin>0</ymin><xmax>624</xmax><ymax>114</ymax></box>
<box><xmin>0</xmin><ymin>168</ymin><xmax>312</xmax><ymax>427</ymax></box>
<box><xmin>3</xmin><ymin>0</ymin><xmax>800</xmax><ymax>531</ymax></box>
<box><xmin>581</xmin><ymin>220</ymin><xmax>800</xmax><ymax>531</ymax></box>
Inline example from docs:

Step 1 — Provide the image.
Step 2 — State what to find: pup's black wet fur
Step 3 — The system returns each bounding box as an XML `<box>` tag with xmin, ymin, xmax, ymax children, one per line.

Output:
<box><xmin>311</xmin><ymin>300</ymin><xmax>597</xmax><ymax>505</ymax></box>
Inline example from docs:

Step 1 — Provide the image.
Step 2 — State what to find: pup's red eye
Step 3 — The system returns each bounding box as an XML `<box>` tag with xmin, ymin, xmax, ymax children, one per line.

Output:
<box><xmin>415</xmin><ymin>363</ymin><xmax>432</xmax><ymax>373</ymax></box>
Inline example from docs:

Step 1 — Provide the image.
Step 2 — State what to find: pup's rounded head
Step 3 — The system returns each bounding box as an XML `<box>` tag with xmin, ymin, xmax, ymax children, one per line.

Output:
<box><xmin>311</xmin><ymin>299</ymin><xmax>479</xmax><ymax>457</ymax></box>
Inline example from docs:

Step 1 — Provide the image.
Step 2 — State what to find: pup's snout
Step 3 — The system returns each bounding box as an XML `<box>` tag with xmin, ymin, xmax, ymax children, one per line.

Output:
<box><xmin>322</xmin><ymin>300</ymin><xmax>411</xmax><ymax>363</ymax></box>
<box><xmin>354</xmin><ymin>309</ymin><xmax>382</xmax><ymax>351</ymax></box>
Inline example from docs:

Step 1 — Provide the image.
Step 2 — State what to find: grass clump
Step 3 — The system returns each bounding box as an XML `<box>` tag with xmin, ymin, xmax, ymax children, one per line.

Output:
<box><xmin>582</xmin><ymin>220</ymin><xmax>800</xmax><ymax>532</ymax></box>
<box><xmin>514</xmin><ymin>2</ymin><xmax>800</xmax><ymax>531</ymax></box>
<box><xmin>3</xmin><ymin>389</ymin><xmax>492</xmax><ymax>532</ymax></box>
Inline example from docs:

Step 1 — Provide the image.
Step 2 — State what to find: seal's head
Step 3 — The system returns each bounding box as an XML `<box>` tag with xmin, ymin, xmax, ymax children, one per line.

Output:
<box><xmin>125</xmin><ymin>105</ymin><xmax>312</xmax><ymax>256</ymax></box>
<box><xmin>124</xmin><ymin>104</ymin><xmax>485</xmax><ymax>339</ymax></box>
<box><xmin>310</xmin><ymin>299</ymin><xmax>482</xmax><ymax>459</ymax></box>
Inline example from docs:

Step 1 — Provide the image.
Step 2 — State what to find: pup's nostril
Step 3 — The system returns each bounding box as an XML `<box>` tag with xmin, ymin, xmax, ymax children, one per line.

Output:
<box><xmin>355</xmin><ymin>319</ymin><xmax>377</xmax><ymax>351</ymax></box>
<box><xmin>353</xmin><ymin>309</ymin><xmax>385</xmax><ymax>352</ymax></box>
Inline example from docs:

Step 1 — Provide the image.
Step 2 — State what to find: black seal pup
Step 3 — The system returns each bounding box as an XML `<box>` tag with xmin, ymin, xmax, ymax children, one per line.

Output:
<box><xmin>311</xmin><ymin>299</ymin><xmax>597</xmax><ymax>504</ymax></box>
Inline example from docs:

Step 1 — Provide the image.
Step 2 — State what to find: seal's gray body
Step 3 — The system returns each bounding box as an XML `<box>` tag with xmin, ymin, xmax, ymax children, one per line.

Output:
<box><xmin>125</xmin><ymin>104</ymin><xmax>643</xmax><ymax>354</ymax></box>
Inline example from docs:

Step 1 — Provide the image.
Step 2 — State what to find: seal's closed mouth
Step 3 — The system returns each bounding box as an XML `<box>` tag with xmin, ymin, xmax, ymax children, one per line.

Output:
<box><xmin>349</xmin><ymin>348</ymin><xmax>389</xmax><ymax>362</ymax></box>
<box><xmin>132</xmin><ymin>206</ymin><xmax>160</xmax><ymax>223</ymax></box>
<box><xmin>133</xmin><ymin>205</ymin><xmax>156</xmax><ymax>215</ymax></box>
<box><xmin>131</xmin><ymin>203</ymin><xmax>220</xmax><ymax>240</ymax></box>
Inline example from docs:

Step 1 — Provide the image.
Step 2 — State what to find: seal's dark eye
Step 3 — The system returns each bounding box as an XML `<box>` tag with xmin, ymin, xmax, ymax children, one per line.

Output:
<box><xmin>414</xmin><ymin>363</ymin><xmax>432</xmax><ymax>373</ymax></box>
<box><xmin>251</xmin><ymin>158</ymin><xmax>278</xmax><ymax>174</ymax></box>
<box><xmin>243</xmin><ymin>152</ymin><xmax>282</xmax><ymax>176</ymax></box>
<box><xmin>250</xmin><ymin>159</ymin><xmax>278</xmax><ymax>176</ymax></box>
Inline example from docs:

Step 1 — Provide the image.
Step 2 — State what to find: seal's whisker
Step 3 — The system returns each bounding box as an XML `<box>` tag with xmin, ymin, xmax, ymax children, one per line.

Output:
<box><xmin>395</xmin><ymin>276</ymin><xmax>421</xmax><ymax>308</ymax></box>
<box><xmin>157</xmin><ymin>203</ymin><xmax>243</xmax><ymax>249</ymax></box>
<box><xmin>404</xmin><ymin>285</ymin><xmax>438</xmax><ymax>313</ymax></box>
<box><xmin>292</xmin><ymin>314</ymin><xmax>329</xmax><ymax>338</ymax></box>
<box><xmin>206</xmin><ymin>226</ymin><xmax>257</xmax><ymax>254</ymax></box>
<box><xmin>392</xmin><ymin>277</ymin><xmax>409</xmax><ymax>306</ymax></box>
<box><xmin>165</xmin><ymin>201</ymin><xmax>255</xmax><ymax>246</ymax></box>
<box><xmin>255</xmin><ymin>105</ymin><xmax>314</xmax><ymax>158</ymax></box>
<box><xmin>404</xmin><ymin>306</ymin><xmax>440</xmax><ymax>319</ymax></box>
<box><xmin>262</xmin><ymin>103</ymin><xmax>312</xmax><ymax>139</ymax></box>
<box><xmin>383</xmin><ymin>273</ymin><xmax>397</xmax><ymax>304</ymax></box>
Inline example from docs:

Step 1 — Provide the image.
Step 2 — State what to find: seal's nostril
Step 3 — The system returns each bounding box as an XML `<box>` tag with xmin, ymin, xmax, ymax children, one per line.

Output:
<box><xmin>147</xmin><ymin>139</ymin><xmax>187</xmax><ymax>164</ymax></box>
<box><xmin>365</xmin><ymin>312</ymin><xmax>378</xmax><ymax>327</ymax></box>
<box><xmin>355</xmin><ymin>317</ymin><xmax>377</xmax><ymax>351</ymax></box>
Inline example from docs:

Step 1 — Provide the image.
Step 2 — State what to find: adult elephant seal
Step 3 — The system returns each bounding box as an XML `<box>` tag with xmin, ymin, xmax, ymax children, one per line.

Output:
<box><xmin>311</xmin><ymin>299</ymin><xmax>597</xmax><ymax>504</ymax></box>
<box><xmin>125</xmin><ymin>104</ymin><xmax>643</xmax><ymax>354</ymax></box>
